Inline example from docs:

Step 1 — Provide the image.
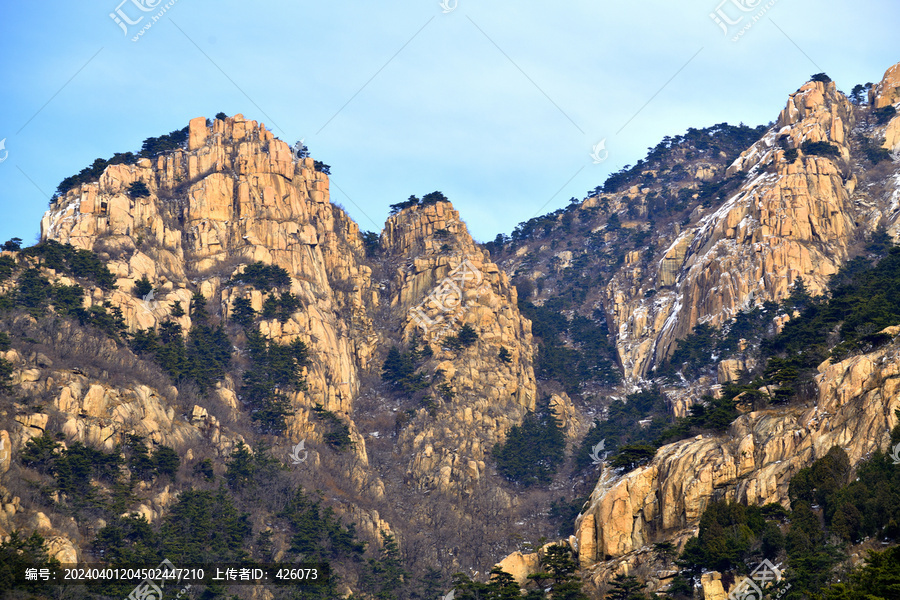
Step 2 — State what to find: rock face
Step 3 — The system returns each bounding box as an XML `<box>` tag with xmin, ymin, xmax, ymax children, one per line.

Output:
<box><xmin>11</xmin><ymin>62</ymin><xmax>900</xmax><ymax>591</ymax></box>
<box><xmin>382</xmin><ymin>202</ymin><xmax>539</xmax><ymax>493</ymax></box>
<box><xmin>39</xmin><ymin>115</ymin><xmax>382</xmax><ymax>487</ymax></box>
<box><xmin>607</xmin><ymin>79</ymin><xmax>858</xmax><ymax>380</ymax></box>
<box><xmin>22</xmin><ymin>115</ymin><xmax>541</xmax><ymax>569</ymax></box>
<box><xmin>701</xmin><ymin>572</ymin><xmax>727</xmax><ymax>600</ymax></box>
<box><xmin>871</xmin><ymin>62</ymin><xmax>900</xmax><ymax>109</ymax></box>
<box><xmin>574</xmin><ymin>330</ymin><xmax>900</xmax><ymax>566</ymax></box>
<box><xmin>496</xmin><ymin>551</ymin><xmax>541</xmax><ymax>586</ymax></box>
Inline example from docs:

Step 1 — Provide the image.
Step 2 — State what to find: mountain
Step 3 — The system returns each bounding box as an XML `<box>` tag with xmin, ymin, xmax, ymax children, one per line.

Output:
<box><xmin>1</xmin><ymin>63</ymin><xmax>900</xmax><ymax>600</ymax></box>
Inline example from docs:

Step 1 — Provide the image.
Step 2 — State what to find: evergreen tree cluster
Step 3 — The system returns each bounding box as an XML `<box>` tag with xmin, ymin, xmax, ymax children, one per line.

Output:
<box><xmin>598</xmin><ymin>122</ymin><xmax>766</xmax><ymax>194</ymax></box>
<box><xmin>450</xmin><ymin>545</ymin><xmax>589</xmax><ymax>600</ymax></box>
<box><xmin>126</xmin><ymin>181</ymin><xmax>151</xmax><ymax>199</ymax></box>
<box><xmin>227</xmin><ymin>261</ymin><xmax>291</xmax><ymax>289</ymax></box>
<box><xmin>520</xmin><ymin>299</ymin><xmax>620</xmax><ymax>395</ymax></box>
<box><xmin>311</xmin><ymin>404</ymin><xmax>353</xmax><ymax>451</ymax></box>
<box><xmin>132</xmin><ymin>274</ymin><xmax>153</xmax><ymax>298</ymax></box>
<box><xmin>0</xmin><ymin>531</ymin><xmax>60</xmax><ymax>597</ymax></box>
<box><xmin>444</xmin><ymin>323</ymin><xmax>479</xmax><ymax>351</ymax></box>
<box><xmin>492</xmin><ymin>399</ymin><xmax>566</xmax><ymax>487</ymax></box>
<box><xmin>0</xmin><ymin>331</ymin><xmax>12</xmax><ymax>392</ymax></box>
<box><xmin>54</xmin><ymin>126</ymin><xmax>189</xmax><ymax>198</ymax></box>
<box><xmin>11</xmin><ymin>435</ymin><xmax>392</xmax><ymax>599</ymax></box>
<box><xmin>801</xmin><ymin>140</ymin><xmax>841</xmax><ymax>158</ymax></box>
<box><xmin>574</xmin><ymin>388</ymin><xmax>668</xmax><ymax>472</ymax></box>
<box><xmin>261</xmin><ymin>291</ymin><xmax>302</xmax><ymax>323</ymax></box>
<box><xmin>241</xmin><ymin>327</ymin><xmax>310</xmax><ymax>434</ymax></box>
<box><xmin>0</xmin><ymin>254</ymin><xmax>125</xmax><ymax>338</ymax></box>
<box><xmin>574</xmin><ymin>384</ymin><xmax>758</xmax><ymax>474</ymax></box>
<box><xmin>873</xmin><ymin>105</ymin><xmax>897</xmax><ymax>125</ymax></box>
<box><xmin>131</xmin><ymin>292</ymin><xmax>231</xmax><ymax>390</ymax></box>
<box><xmin>381</xmin><ymin>345</ymin><xmax>430</xmax><ymax>395</ymax></box>
<box><xmin>19</xmin><ymin>239</ymin><xmax>117</xmax><ymax>289</ymax></box>
<box><xmin>389</xmin><ymin>191</ymin><xmax>449</xmax><ymax>215</ymax></box>
<box><xmin>673</xmin><ymin>427</ymin><xmax>900</xmax><ymax>600</ymax></box>
<box><xmin>0</xmin><ymin>254</ymin><xmax>17</xmax><ymax>282</ymax></box>
<box><xmin>20</xmin><ymin>432</ymin><xmax>180</xmax><ymax>519</ymax></box>
<box><xmin>658</xmin><ymin>303</ymin><xmax>775</xmax><ymax>379</ymax></box>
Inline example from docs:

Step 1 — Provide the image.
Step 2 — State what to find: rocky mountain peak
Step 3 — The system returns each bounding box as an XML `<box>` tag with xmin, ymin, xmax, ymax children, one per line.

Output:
<box><xmin>5</xmin><ymin>61</ymin><xmax>900</xmax><ymax>599</ymax></box>
<box><xmin>871</xmin><ymin>61</ymin><xmax>900</xmax><ymax>108</ymax></box>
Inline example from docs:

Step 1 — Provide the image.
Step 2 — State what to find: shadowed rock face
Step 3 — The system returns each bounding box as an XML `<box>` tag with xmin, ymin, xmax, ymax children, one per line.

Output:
<box><xmin>607</xmin><ymin>79</ymin><xmax>860</xmax><ymax>381</ymax></box>
<box><xmin>567</xmin><ymin>65</ymin><xmax>900</xmax><ymax>585</ymax></box>
<box><xmin>490</xmin><ymin>62</ymin><xmax>900</xmax><ymax>596</ymax></box>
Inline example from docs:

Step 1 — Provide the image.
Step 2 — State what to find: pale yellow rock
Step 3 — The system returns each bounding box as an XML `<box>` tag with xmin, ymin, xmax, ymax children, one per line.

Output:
<box><xmin>46</xmin><ymin>536</ymin><xmax>78</xmax><ymax>564</ymax></box>
<box><xmin>611</xmin><ymin>78</ymin><xmax>855</xmax><ymax>380</ymax></box>
<box><xmin>32</xmin><ymin>512</ymin><xmax>52</xmax><ymax>532</ymax></box>
<box><xmin>188</xmin><ymin>116</ymin><xmax>209</xmax><ymax>150</ymax></box>
<box><xmin>34</xmin><ymin>113</ymin><xmax>545</xmax><ymax>550</ymax></box>
<box><xmin>871</xmin><ymin>62</ymin><xmax>900</xmax><ymax>108</ymax></box>
<box><xmin>0</xmin><ymin>430</ymin><xmax>10</xmax><ymax>474</ymax></box>
<box><xmin>717</xmin><ymin>359</ymin><xmax>745</xmax><ymax>384</ymax></box>
<box><xmin>16</xmin><ymin>413</ymin><xmax>48</xmax><ymax>438</ymax></box>
<box><xmin>495</xmin><ymin>551</ymin><xmax>541</xmax><ymax>586</ymax></box>
<box><xmin>81</xmin><ymin>384</ymin><xmax>108</xmax><ymax>418</ymax></box>
<box><xmin>577</xmin><ymin>337</ymin><xmax>900</xmax><ymax>561</ymax></box>
<box><xmin>658</xmin><ymin>234</ymin><xmax>693</xmax><ymax>287</ymax></box>
<box><xmin>578</xmin><ymin>513</ymin><xmax>597</xmax><ymax>567</ymax></box>
<box><xmin>883</xmin><ymin>116</ymin><xmax>900</xmax><ymax>151</ymax></box>
<box><xmin>701</xmin><ymin>572</ymin><xmax>726</xmax><ymax>600</ymax></box>
<box><xmin>17</xmin><ymin>368</ymin><xmax>41</xmax><ymax>383</ymax></box>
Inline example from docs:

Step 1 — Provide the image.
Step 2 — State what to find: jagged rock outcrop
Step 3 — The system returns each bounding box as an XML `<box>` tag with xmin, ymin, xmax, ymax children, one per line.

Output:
<box><xmin>606</xmin><ymin>78</ymin><xmax>860</xmax><ymax>380</ymax></box>
<box><xmin>871</xmin><ymin>63</ymin><xmax>900</xmax><ymax>109</ymax></box>
<box><xmin>22</xmin><ymin>115</ymin><xmax>545</xmax><ymax>568</ymax></box>
<box><xmin>574</xmin><ymin>327</ymin><xmax>900</xmax><ymax>573</ymax></box>
<box><xmin>382</xmin><ymin>201</ymin><xmax>539</xmax><ymax>494</ymax></box>
<box><xmin>40</xmin><ymin>114</ymin><xmax>379</xmax><ymax>471</ymax></box>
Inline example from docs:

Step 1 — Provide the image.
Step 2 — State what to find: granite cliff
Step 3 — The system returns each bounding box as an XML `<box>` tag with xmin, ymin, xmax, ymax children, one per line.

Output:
<box><xmin>1</xmin><ymin>61</ymin><xmax>900</xmax><ymax>599</ymax></box>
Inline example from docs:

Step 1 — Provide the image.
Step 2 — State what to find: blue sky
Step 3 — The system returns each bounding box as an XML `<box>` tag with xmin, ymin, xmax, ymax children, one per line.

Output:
<box><xmin>0</xmin><ymin>1</ymin><xmax>897</xmax><ymax>244</ymax></box>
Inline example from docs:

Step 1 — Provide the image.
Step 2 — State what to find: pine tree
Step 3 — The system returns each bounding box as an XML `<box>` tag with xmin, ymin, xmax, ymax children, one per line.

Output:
<box><xmin>231</xmin><ymin>296</ymin><xmax>256</xmax><ymax>327</ymax></box>
<box><xmin>605</xmin><ymin>574</ymin><xmax>647</xmax><ymax>600</ymax></box>
<box><xmin>133</xmin><ymin>275</ymin><xmax>153</xmax><ymax>298</ymax></box>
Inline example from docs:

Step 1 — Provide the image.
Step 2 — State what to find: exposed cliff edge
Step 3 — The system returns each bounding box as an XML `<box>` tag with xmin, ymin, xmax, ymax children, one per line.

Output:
<box><xmin>572</xmin><ymin>325</ymin><xmax>900</xmax><ymax>590</ymax></box>
<box><xmin>4</xmin><ymin>113</ymin><xmax>548</xmax><ymax>573</ymax></box>
<box><xmin>4</xmin><ymin>61</ymin><xmax>900</xmax><ymax>595</ymax></box>
<box><xmin>608</xmin><ymin>78</ymin><xmax>859</xmax><ymax>380</ymax></box>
